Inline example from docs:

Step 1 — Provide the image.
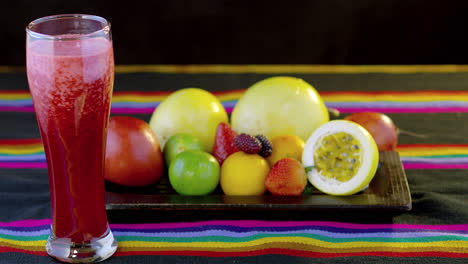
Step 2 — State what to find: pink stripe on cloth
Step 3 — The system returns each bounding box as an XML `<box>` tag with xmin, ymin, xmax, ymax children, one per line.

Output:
<box><xmin>0</xmin><ymin>106</ymin><xmax>155</xmax><ymax>114</ymax></box>
<box><xmin>110</xmin><ymin>108</ymin><xmax>154</xmax><ymax>114</ymax></box>
<box><xmin>403</xmin><ymin>163</ymin><xmax>468</xmax><ymax>169</ymax></box>
<box><xmin>0</xmin><ymin>219</ymin><xmax>51</xmax><ymax>227</ymax></box>
<box><xmin>0</xmin><ymin>106</ymin><xmax>156</xmax><ymax>114</ymax></box>
<box><xmin>109</xmin><ymin>220</ymin><xmax>468</xmax><ymax>231</ymax></box>
<box><xmin>224</xmin><ymin>107</ymin><xmax>234</xmax><ymax>113</ymax></box>
<box><xmin>337</xmin><ymin>107</ymin><xmax>468</xmax><ymax>113</ymax></box>
<box><xmin>0</xmin><ymin>106</ymin><xmax>34</xmax><ymax>112</ymax></box>
<box><xmin>0</xmin><ymin>162</ymin><xmax>47</xmax><ymax>168</ymax></box>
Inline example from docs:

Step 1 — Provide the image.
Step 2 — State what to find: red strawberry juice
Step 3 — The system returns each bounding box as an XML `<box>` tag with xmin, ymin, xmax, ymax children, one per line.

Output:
<box><xmin>27</xmin><ymin>37</ymin><xmax>114</xmax><ymax>243</ymax></box>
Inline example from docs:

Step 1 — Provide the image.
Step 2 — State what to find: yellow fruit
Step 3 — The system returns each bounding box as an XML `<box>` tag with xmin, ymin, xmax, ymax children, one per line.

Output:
<box><xmin>231</xmin><ymin>76</ymin><xmax>329</xmax><ymax>141</ymax></box>
<box><xmin>220</xmin><ymin>152</ymin><xmax>270</xmax><ymax>195</ymax></box>
<box><xmin>302</xmin><ymin>120</ymin><xmax>379</xmax><ymax>196</ymax></box>
<box><xmin>149</xmin><ymin>88</ymin><xmax>228</xmax><ymax>152</ymax></box>
<box><xmin>267</xmin><ymin>134</ymin><xmax>305</xmax><ymax>166</ymax></box>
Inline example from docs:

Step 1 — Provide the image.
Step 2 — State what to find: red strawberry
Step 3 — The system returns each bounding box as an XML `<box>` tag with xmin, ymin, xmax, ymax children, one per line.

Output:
<box><xmin>212</xmin><ymin>122</ymin><xmax>240</xmax><ymax>164</ymax></box>
<box><xmin>265</xmin><ymin>158</ymin><xmax>308</xmax><ymax>195</ymax></box>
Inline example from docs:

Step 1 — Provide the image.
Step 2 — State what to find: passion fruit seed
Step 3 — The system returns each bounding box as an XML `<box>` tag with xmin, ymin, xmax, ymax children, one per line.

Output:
<box><xmin>313</xmin><ymin>132</ymin><xmax>362</xmax><ymax>182</ymax></box>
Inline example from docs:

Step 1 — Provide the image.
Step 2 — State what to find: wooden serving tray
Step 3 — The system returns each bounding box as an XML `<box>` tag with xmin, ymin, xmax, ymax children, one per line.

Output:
<box><xmin>105</xmin><ymin>151</ymin><xmax>411</xmax><ymax>212</ymax></box>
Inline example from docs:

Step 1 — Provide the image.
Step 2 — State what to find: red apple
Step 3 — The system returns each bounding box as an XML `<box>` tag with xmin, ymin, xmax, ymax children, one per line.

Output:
<box><xmin>105</xmin><ymin>116</ymin><xmax>164</xmax><ymax>187</ymax></box>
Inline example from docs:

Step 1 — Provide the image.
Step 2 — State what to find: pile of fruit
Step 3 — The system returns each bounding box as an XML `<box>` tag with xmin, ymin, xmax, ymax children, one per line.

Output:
<box><xmin>105</xmin><ymin>76</ymin><xmax>399</xmax><ymax>196</ymax></box>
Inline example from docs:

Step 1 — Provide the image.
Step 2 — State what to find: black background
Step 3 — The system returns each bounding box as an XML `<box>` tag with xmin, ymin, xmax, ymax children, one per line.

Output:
<box><xmin>4</xmin><ymin>0</ymin><xmax>468</xmax><ymax>65</ymax></box>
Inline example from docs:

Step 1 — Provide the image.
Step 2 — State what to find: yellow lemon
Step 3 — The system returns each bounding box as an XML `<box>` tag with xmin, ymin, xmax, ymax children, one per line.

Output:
<box><xmin>220</xmin><ymin>152</ymin><xmax>270</xmax><ymax>195</ymax></box>
<box><xmin>302</xmin><ymin>120</ymin><xmax>379</xmax><ymax>196</ymax></box>
<box><xmin>267</xmin><ymin>134</ymin><xmax>305</xmax><ymax>166</ymax></box>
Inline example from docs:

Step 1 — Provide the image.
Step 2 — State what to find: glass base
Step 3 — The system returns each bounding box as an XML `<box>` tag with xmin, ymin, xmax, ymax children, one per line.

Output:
<box><xmin>46</xmin><ymin>227</ymin><xmax>117</xmax><ymax>263</ymax></box>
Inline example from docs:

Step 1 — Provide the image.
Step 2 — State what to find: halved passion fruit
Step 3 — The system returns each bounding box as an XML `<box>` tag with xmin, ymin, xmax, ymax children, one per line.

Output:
<box><xmin>302</xmin><ymin>120</ymin><xmax>379</xmax><ymax>196</ymax></box>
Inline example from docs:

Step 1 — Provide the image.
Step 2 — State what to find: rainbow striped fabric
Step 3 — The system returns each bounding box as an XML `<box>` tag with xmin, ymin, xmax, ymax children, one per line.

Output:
<box><xmin>2</xmin><ymin>90</ymin><xmax>468</xmax><ymax>114</ymax></box>
<box><xmin>1</xmin><ymin>139</ymin><xmax>467</xmax><ymax>170</ymax></box>
<box><xmin>1</xmin><ymin>219</ymin><xmax>467</xmax><ymax>258</ymax></box>
<box><xmin>5</xmin><ymin>86</ymin><xmax>468</xmax><ymax>169</ymax></box>
<box><xmin>2</xmin><ymin>66</ymin><xmax>468</xmax><ymax>261</ymax></box>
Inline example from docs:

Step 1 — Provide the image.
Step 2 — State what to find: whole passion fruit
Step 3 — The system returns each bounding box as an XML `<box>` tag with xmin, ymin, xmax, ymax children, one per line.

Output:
<box><xmin>231</xmin><ymin>76</ymin><xmax>329</xmax><ymax>141</ymax></box>
<box><xmin>149</xmin><ymin>88</ymin><xmax>228</xmax><ymax>152</ymax></box>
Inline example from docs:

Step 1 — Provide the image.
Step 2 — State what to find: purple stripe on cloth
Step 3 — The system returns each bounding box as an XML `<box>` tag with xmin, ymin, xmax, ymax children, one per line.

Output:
<box><xmin>1</xmin><ymin>228</ymin><xmax>467</xmax><ymax>239</ymax></box>
<box><xmin>221</xmin><ymin>102</ymin><xmax>236</xmax><ymax>108</ymax></box>
<box><xmin>0</xmin><ymin>229</ymin><xmax>49</xmax><ymax>236</ymax></box>
<box><xmin>4</xmin><ymin>100</ymin><xmax>468</xmax><ymax>109</ymax></box>
<box><xmin>0</xmin><ymin>154</ymin><xmax>45</xmax><ymax>162</ymax></box>
<box><xmin>0</xmin><ymin>100</ymin><xmax>32</xmax><ymax>106</ymax></box>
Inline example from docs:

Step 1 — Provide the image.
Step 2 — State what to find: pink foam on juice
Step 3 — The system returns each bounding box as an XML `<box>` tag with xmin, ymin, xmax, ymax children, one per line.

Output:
<box><xmin>27</xmin><ymin>37</ymin><xmax>114</xmax><ymax>243</ymax></box>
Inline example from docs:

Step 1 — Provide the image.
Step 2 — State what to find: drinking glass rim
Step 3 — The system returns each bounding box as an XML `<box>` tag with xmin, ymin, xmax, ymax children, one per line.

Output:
<box><xmin>26</xmin><ymin>14</ymin><xmax>111</xmax><ymax>41</ymax></box>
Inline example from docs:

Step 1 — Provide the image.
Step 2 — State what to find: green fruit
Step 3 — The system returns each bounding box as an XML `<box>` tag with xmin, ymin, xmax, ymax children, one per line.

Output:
<box><xmin>169</xmin><ymin>150</ymin><xmax>220</xmax><ymax>195</ymax></box>
<box><xmin>163</xmin><ymin>133</ymin><xmax>204</xmax><ymax>167</ymax></box>
<box><xmin>231</xmin><ymin>76</ymin><xmax>329</xmax><ymax>141</ymax></box>
<box><xmin>149</xmin><ymin>88</ymin><xmax>228</xmax><ymax>152</ymax></box>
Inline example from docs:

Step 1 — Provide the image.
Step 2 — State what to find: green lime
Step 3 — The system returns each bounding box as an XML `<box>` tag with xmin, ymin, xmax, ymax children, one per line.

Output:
<box><xmin>163</xmin><ymin>133</ymin><xmax>204</xmax><ymax>167</ymax></box>
<box><xmin>169</xmin><ymin>150</ymin><xmax>220</xmax><ymax>195</ymax></box>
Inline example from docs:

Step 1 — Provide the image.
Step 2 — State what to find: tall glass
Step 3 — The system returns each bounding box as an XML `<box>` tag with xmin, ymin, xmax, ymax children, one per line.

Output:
<box><xmin>26</xmin><ymin>14</ymin><xmax>117</xmax><ymax>262</ymax></box>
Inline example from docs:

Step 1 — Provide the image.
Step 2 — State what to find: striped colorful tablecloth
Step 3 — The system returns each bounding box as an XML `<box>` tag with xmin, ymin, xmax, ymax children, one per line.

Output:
<box><xmin>1</xmin><ymin>219</ymin><xmax>468</xmax><ymax>258</ymax></box>
<box><xmin>0</xmin><ymin>65</ymin><xmax>467</xmax><ymax>263</ymax></box>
